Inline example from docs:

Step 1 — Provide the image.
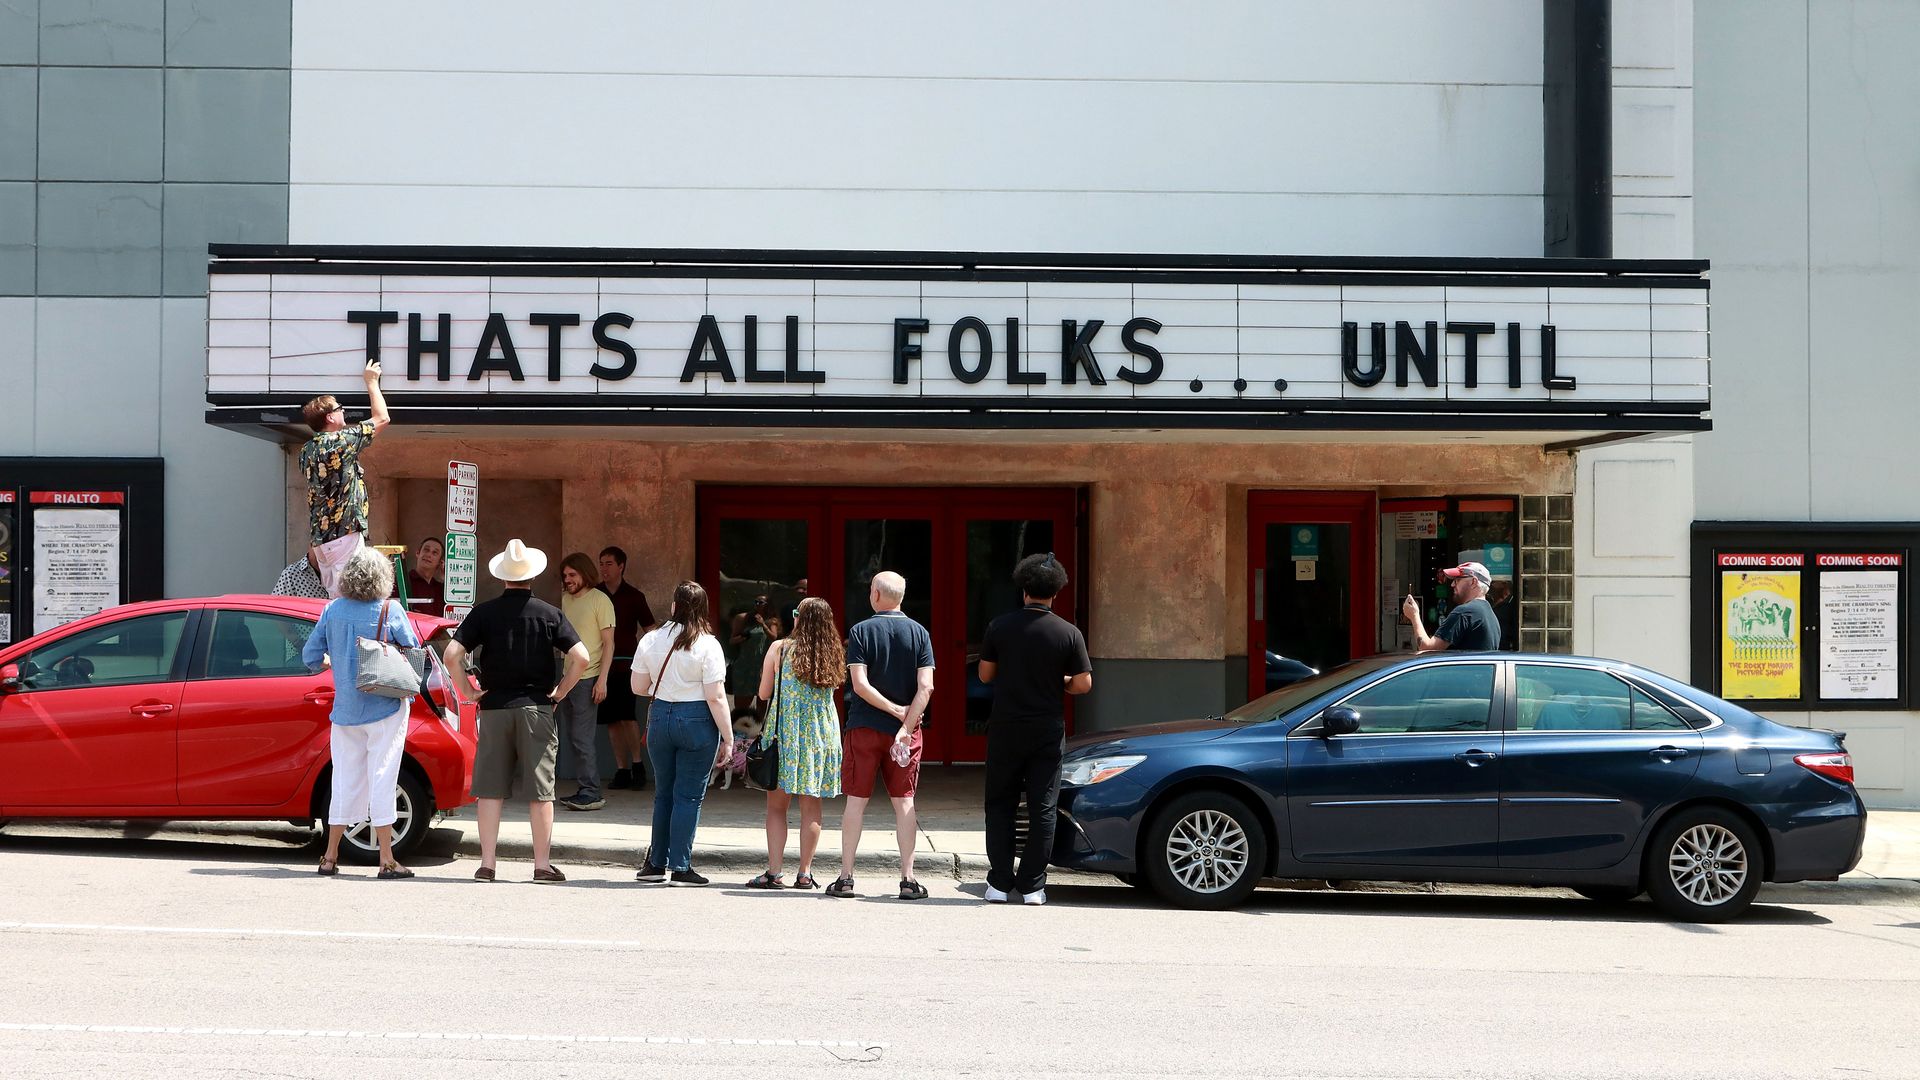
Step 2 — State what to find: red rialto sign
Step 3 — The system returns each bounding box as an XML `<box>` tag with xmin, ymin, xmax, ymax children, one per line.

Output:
<box><xmin>29</xmin><ymin>491</ymin><xmax>125</xmax><ymax>506</ymax></box>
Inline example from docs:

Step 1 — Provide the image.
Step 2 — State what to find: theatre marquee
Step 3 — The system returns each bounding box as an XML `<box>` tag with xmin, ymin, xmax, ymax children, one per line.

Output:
<box><xmin>204</xmin><ymin>247</ymin><xmax>1709</xmax><ymax>434</ymax></box>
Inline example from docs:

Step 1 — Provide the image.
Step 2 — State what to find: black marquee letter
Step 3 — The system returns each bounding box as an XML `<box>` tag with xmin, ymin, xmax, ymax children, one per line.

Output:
<box><xmin>407</xmin><ymin>312</ymin><xmax>451</xmax><ymax>381</ymax></box>
<box><xmin>1118</xmin><ymin>317</ymin><xmax>1164</xmax><ymax>385</ymax></box>
<box><xmin>742</xmin><ymin>315</ymin><xmax>782</xmax><ymax>383</ymax></box>
<box><xmin>1446</xmin><ymin>321</ymin><xmax>1495</xmax><ymax>390</ymax></box>
<box><xmin>347</xmin><ymin>310</ymin><xmax>398</xmax><ymax>364</ymax></box>
<box><xmin>1506</xmin><ymin>322</ymin><xmax>1524</xmax><ymax>388</ymax></box>
<box><xmin>1540</xmin><ymin>324</ymin><xmax>1576</xmax><ymax>389</ymax></box>
<box><xmin>468</xmin><ymin>313</ymin><xmax>524</xmax><ymax>381</ymax></box>
<box><xmin>947</xmin><ymin>316</ymin><xmax>992</xmax><ymax>385</ymax></box>
<box><xmin>528</xmin><ymin>312</ymin><xmax>579</xmax><ymax>382</ymax></box>
<box><xmin>784</xmin><ymin>315</ymin><xmax>822</xmax><ymax>384</ymax></box>
<box><xmin>893</xmin><ymin>318</ymin><xmax>929</xmax><ymax>385</ymax></box>
<box><xmin>590</xmin><ymin>313</ymin><xmax>636</xmax><ymax>380</ymax></box>
<box><xmin>1341</xmin><ymin>321</ymin><xmax>1386</xmax><ymax>387</ymax></box>
<box><xmin>682</xmin><ymin>314</ymin><xmax>737</xmax><ymax>382</ymax></box>
<box><xmin>1061</xmin><ymin>319</ymin><xmax>1107</xmax><ymax>385</ymax></box>
<box><xmin>1395</xmin><ymin>320</ymin><xmax>1439</xmax><ymax>388</ymax></box>
<box><xmin>1006</xmin><ymin>318</ymin><xmax>1042</xmax><ymax>385</ymax></box>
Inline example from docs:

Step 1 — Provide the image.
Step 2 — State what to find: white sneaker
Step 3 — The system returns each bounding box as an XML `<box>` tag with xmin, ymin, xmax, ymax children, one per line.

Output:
<box><xmin>983</xmin><ymin>886</ymin><xmax>1010</xmax><ymax>903</ymax></box>
<box><xmin>1022</xmin><ymin>889</ymin><xmax>1047</xmax><ymax>906</ymax></box>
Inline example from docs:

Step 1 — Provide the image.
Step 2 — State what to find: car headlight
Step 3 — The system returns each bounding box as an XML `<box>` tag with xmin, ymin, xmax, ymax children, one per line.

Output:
<box><xmin>1060</xmin><ymin>754</ymin><xmax>1146</xmax><ymax>787</ymax></box>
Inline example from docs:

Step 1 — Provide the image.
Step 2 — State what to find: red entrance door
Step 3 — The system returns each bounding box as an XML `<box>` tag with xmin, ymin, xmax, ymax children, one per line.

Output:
<box><xmin>698</xmin><ymin>487</ymin><xmax>1079</xmax><ymax>763</ymax></box>
<box><xmin>1247</xmin><ymin>492</ymin><xmax>1376</xmax><ymax>702</ymax></box>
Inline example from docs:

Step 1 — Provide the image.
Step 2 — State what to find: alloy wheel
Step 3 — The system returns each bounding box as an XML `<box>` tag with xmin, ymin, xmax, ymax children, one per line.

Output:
<box><xmin>1164</xmin><ymin>809</ymin><xmax>1251</xmax><ymax>894</ymax></box>
<box><xmin>1666</xmin><ymin>823</ymin><xmax>1748</xmax><ymax>907</ymax></box>
<box><xmin>341</xmin><ymin>782</ymin><xmax>415</xmax><ymax>855</ymax></box>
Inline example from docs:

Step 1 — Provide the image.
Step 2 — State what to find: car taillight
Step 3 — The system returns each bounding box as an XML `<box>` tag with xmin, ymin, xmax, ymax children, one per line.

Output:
<box><xmin>1794</xmin><ymin>752</ymin><xmax>1854</xmax><ymax>785</ymax></box>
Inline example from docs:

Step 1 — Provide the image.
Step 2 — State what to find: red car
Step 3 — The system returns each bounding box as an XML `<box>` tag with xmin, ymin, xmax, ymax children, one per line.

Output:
<box><xmin>0</xmin><ymin>595</ymin><xmax>476</xmax><ymax>862</ymax></box>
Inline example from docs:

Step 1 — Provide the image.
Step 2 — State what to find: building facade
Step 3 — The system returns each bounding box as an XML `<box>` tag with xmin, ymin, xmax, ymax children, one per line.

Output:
<box><xmin>3</xmin><ymin>2</ymin><xmax>1915</xmax><ymax>801</ymax></box>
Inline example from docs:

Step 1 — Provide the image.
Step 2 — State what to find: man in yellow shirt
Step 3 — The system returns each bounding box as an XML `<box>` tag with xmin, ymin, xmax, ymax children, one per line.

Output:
<box><xmin>557</xmin><ymin>553</ymin><xmax>617</xmax><ymax>811</ymax></box>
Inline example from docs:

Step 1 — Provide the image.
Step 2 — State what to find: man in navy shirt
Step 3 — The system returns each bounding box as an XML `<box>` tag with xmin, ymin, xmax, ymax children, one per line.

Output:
<box><xmin>830</xmin><ymin>571</ymin><xmax>935</xmax><ymax>900</ymax></box>
<box><xmin>978</xmin><ymin>553</ymin><xmax>1091</xmax><ymax>906</ymax></box>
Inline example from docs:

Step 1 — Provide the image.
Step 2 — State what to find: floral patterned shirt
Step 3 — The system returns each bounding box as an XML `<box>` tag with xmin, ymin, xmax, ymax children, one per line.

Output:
<box><xmin>299</xmin><ymin>420</ymin><xmax>376</xmax><ymax>545</ymax></box>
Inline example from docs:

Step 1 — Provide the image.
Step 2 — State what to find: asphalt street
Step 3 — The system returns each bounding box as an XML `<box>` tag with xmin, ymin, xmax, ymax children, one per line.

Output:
<box><xmin>0</xmin><ymin>835</ymin><xmax>1915</xmax><ymax>1080</ymax></box>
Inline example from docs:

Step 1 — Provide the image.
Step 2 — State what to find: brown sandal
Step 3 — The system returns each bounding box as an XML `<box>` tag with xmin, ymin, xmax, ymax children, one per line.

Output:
<box><xmin>377</xmin><ymin>863</ymin><xmax>415</xmax><ymax>880</ymax></box>
<box><xmin>317</xmin><ymin>858</ymin><xmax>339</xmax><ymax>877</ymax></box>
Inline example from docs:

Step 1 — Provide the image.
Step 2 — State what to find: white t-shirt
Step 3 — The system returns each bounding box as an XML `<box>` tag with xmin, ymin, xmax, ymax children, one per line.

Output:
<box><xmin>636</xmin><ymin>623</ymin><xmax>727</xmax><ymax>702</ymax></box>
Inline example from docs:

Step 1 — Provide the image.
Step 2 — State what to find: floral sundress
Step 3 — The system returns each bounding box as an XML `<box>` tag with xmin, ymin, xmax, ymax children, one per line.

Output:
<box><xmin>767</xmin><ymin>648</ymin><xmax>842</xmax><ymax>797</ymax></box>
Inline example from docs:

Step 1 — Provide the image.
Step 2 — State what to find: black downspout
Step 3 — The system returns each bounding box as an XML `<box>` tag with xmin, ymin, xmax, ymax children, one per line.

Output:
<box><xmin>1543</xmin><ymin>0</ymin><xmax>1612</xmax><ymax>258</ymax></box>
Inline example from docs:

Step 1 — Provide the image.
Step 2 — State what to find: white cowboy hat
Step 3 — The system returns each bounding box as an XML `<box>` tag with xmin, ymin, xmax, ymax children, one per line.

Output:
<box><xmin>488</xmin><ymin>538</ymin><xmax>548</xmax><ymax>582</ymax></box>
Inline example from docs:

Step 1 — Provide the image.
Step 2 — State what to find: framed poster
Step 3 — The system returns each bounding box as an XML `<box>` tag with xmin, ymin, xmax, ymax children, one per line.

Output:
<box><xmin>1718</xmin><ymin>553</ymin><xmax>1803</xmax><ymax>700</ymax></box>
<box><xmin>1816</xmin><ymin>554</ymin><xmax>1903</xmax><ymax>701</ymax></box>
<box><xmin>0</xmin><ymin>490</ymin><xmax>14</xmax><ymax>644</ymax></box>
<box><xmin>30</xmin><ymin>492</ymin><xmax>126</xmax><ymax>631</ymax></box>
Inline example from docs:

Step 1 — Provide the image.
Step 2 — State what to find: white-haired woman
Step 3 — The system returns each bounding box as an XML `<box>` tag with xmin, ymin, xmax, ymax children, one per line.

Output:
<box><xmin>302</xmin><ymin>546</ymin><xmax>421</xmax><ymax>879</ymax></box>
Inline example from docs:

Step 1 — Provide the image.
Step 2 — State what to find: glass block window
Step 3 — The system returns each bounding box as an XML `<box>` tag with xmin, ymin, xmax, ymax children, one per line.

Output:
<box><xmin>1520</xmin><ymin>495</ymin><xmax>1575</xmax><ymax>653</ymax></box>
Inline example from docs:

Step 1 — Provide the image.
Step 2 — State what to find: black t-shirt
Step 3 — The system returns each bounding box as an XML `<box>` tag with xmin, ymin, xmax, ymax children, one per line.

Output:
<box><xmin>452</xmin><ymin>589</ymin><xmax>582</xmax><ymax>709</ymax></box>
<box><xmin>844</xmin><ymin>611</ymin><xmax>935</xmax><ymax>735</ymax></box>
<box><xmin>1436</xmin><ymin>597</ymin><xmax>1500</xmax><ymax>652</ymax></box>
<box><xmin>979</xmin><ymin>605</ymin><xmax>1091</xmax><ymax>728</ymax></box>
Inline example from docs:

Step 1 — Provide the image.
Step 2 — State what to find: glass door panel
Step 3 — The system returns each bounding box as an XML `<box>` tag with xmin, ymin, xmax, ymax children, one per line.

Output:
<box><xmin>714</xmin><ymin>515</ymin><xmax>813</xmax><ymax>701</ymax></box>
<box><xmin>841</xmin><ymin>518</ymin><xmax>936</xmax><ymax>631</ymax></box>
<box><xmin>1264</xmin><ymin>522</ymin><xmax>1352</xmax><ymax>676</ymax></box>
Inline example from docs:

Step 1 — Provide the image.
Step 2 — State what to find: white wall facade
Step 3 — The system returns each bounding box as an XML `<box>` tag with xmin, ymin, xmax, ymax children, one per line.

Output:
<box><xmin>1694</xmin><ymin>0</ymin><xmax>1920</xmax><ymax>806</ymax></box>
<box><xmin>287</xmin><ymin>0</ymin><xmax>1548</xmax><ymax>256</ymax></box>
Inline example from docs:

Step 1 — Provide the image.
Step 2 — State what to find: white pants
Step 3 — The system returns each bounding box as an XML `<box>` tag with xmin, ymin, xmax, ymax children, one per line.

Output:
<box><xmin>328</xmin><ymin>703</ymin><xmax>410</xmax><ymax>827</ymax></box>
<box><xmin>312</xmin><ymin>531</ymin><xmax>364</xmax><ymax>599</ymax></box>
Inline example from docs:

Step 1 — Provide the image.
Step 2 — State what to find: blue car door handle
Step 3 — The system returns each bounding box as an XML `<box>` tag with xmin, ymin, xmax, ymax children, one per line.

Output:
<box><xmin>1454</xmin><ymin>749</ymin><xmax>1497</xmax><ymax>766</ymax></box>
<box><xmin>1650</xmin><ymin>746</ymin><xmax>1690</xmax><ymax>760</ymax></box>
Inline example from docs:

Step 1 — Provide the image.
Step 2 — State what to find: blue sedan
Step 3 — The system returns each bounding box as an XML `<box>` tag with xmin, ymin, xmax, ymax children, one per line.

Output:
<box><xmin>1053</xmin><ymin>652</ymin><xmax>1866</xmax><ymax>921</ymax></box>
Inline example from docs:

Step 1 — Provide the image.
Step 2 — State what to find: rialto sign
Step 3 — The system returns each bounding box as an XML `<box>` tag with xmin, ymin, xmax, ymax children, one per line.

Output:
<box><xmin>203</xmin><ymin>250</ymin><xmax>1710</xmax><ymax>426</ymax></box>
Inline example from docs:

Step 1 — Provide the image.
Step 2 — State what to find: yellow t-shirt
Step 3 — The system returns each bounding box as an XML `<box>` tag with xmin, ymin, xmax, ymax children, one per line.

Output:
<box><xmin>561</xmin><ymin>588</ymin><xmax>617</xmax><ymax>678</ymax></box>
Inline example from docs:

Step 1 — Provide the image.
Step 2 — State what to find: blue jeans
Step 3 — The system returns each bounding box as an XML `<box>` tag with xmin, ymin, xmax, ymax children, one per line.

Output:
<box><xmin>646</xmin><ymin>699</ymin><xmax>720</xmax><ymax>872</ymax></box>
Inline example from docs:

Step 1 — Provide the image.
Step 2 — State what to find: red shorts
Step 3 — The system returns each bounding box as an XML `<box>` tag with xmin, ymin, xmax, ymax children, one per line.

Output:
<box><xmin>842</xmin><ymin>726</ymin><xmax>921</xmax><ymax>799</ymax></box>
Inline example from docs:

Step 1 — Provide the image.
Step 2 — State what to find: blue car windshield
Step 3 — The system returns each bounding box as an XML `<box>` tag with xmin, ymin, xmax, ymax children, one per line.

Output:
<box><xmin>1223</xmin><ymin>658</ymin><xmax>1400</xmax><ymax>724</ymax></box>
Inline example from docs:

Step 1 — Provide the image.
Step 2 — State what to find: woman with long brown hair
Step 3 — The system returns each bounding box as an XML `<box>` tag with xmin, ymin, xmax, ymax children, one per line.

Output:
<box><xmin>631</xmin><ymin>581</ymin><xmax>732</xmax><ymax>886</ymax></box>
<box><xmin>746</xmin><ymin>596</ymin><xmax>847</xmax><ymax>889</ymax></box>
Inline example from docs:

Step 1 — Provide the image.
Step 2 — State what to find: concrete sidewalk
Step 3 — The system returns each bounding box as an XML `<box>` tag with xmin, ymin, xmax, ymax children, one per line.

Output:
<box><xmin>466</xmin><ymin>768</ymin><xmax>1920</xmax><ymax>897</ymax></box>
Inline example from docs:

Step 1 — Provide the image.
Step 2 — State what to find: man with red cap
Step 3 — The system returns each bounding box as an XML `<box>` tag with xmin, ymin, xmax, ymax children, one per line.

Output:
<box><xmin>1402</xmin><ymin>561</ymin><xmax>1500</xmax><ymax>652</ymax></box>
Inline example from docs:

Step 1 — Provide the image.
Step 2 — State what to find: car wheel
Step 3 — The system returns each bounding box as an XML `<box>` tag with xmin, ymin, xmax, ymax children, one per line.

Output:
<box><xmin>332</xmin><ymin>770</ymin><xmax>434</xmax><ymax>865</ymax></box>
<box><xmin>1572</xmin><ymin>885</ymin><xmax>1642</xmax><ymax>904</ymax></box>
<box><xmin>1141</xmin><ymin>791</ymin><xmax>1267</xmax><ymax>911</ymax></box>
<box><xmin>1644</xmin><ymin>807</ymin><xmax>1762</xmax><ymax>923</ymax></box>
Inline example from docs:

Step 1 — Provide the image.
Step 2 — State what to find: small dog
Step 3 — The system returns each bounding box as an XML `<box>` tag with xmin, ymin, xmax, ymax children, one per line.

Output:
<box><xmin>711</xmin><ymin>707</ymin><xmax>764</xmax><ymax>789</ymax></box>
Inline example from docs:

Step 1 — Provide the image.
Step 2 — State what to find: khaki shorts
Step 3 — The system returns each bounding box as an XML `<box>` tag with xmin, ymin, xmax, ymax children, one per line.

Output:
<box><xmin>473</xmin><ymin>704</ymin><xmax>558</xmax><ymax>802</ymax></box>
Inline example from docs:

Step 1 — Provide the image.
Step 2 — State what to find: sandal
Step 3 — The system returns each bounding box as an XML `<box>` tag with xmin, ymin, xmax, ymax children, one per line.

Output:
<box><xmin>317</xmin><ymin>858</ymin><xmax>339</xmax><ymax>877</ymax></box>
<box><xmin>792</xmin><ymin>873</ymin><xmax>819</xmax><ymax>890</ymax></box>
<box><xmin>825</xmin><ymin>875</ymin><xmax>856</xmax><ymax>898</ymax></box>
<box><xmin>377</xmin><ymin>863</ymin><xmax>415</xmax><ymax>880</ymax></box>
<box><xmin>746</xmin><ymin>872</ymin><xmax>786</xmax><ymax>890</ymax></box>
<box><xmin>898</xmin><ymin>877</ymin><xmax>928</xmax><ymax>901</ymax></box>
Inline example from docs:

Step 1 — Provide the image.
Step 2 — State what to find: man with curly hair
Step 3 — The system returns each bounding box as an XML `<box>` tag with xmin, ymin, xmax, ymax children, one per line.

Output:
<box><xmin>298</xmin><ymin>360</ymin><xmax>391</xmax><ymax>598</ymax></box>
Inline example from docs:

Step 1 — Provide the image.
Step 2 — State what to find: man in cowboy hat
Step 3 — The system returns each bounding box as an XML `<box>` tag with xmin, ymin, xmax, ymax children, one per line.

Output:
<box><xmin>443</xmin><ymin>539</ymin><xmax>590</xmax><ymax>883</ymax></box>
<box><xmin>1402</xmin><ymin>561</ymin><xmax>1500</xmax><ymax>653</ymax></box>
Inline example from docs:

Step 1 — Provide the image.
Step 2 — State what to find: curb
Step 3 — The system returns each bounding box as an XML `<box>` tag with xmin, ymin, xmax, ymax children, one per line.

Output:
<box><xmin>470</xmin><ymin>832</ymin><xmax>983</xmax><ymax>881</ymax></box>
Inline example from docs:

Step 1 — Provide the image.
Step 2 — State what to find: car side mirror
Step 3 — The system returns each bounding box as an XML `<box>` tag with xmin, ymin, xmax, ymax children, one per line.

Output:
<box><xmin>1322</xmin><ymin>705</ymin><xmax>1360</xmax><ymax>737</ymax></box>
<box><xmin>0</xmin><ymin>664</ymin><xmax>20</xmax><ymax>693</ymax></box>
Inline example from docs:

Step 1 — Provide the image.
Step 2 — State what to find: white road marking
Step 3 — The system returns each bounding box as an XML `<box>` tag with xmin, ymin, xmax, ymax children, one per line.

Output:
<box><xmin>0</xmin><ymin>919</ymin><xmax>700</xmax><ymax>951</ymax></box>
<box><xmin>0</xmin><ymin>1023</ymin><xmax>885</xmax><ymax>1051</ymax></box>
